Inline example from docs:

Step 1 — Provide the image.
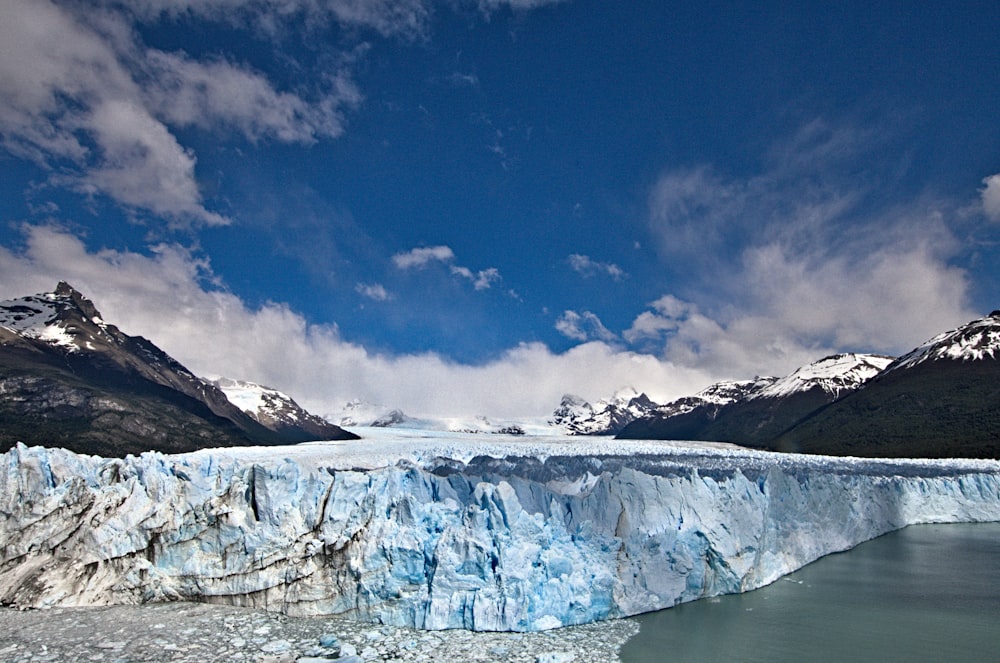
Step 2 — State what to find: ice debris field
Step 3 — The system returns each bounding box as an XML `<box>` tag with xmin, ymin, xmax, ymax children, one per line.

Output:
<box><xmin>2</xmin><ymin>428</ymin><xmax>1000</xmax><ymax>632</ymax></box>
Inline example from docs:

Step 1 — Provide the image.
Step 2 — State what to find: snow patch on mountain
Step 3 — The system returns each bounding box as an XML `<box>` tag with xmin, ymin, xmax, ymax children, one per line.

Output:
<box><xmin>888</xmin><ymin>311</ymin><xmax>1000</xmax><ymax>371</ymax></box>
<box><xmin>212</xmin><ymin>378</ymin><xmax>302</xmax><ymax>423</ymax></box>
<box><xmin>655</xmin><ymin>377</ymin><xmax>780</xmax><ymax>417</ymax></box>
<box><xmin>753</xmin><ymin>353</ymin><xmax>894</xmax><ymax>400</ymax></box>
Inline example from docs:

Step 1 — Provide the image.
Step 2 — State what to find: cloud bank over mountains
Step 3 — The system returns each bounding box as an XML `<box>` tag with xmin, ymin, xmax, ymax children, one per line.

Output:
<box><xmin>0</xmin><ymin>225</ymin><xmax>712</xmax><ymax>417</ymax></box>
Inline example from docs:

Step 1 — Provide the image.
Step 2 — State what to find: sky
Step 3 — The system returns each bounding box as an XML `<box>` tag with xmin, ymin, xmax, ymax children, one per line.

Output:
<box><xmin>1</xmin><ymin>0</ymin><xmax>999</xmax><ymax>419</ymax></box>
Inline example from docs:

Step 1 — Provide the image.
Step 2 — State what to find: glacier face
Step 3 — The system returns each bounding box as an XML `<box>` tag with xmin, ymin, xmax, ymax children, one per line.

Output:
<box><xmin>2</xmin><ymin>436</ymin><xmax>1000</xmax><ymax>632</ymax></box>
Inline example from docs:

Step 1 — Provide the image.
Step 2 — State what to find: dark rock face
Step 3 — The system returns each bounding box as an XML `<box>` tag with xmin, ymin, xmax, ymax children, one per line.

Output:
<box><xmin>0</xmin><ymin>283</ymin><xmax>357</xmax><ymax>456</ymax></box>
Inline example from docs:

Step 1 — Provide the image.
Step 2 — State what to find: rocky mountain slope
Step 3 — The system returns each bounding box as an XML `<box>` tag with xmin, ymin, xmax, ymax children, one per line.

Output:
<box><xmin>0</xmin><ymin>283</ymin><xmax>356</xmax><ymax>456</ymax></box>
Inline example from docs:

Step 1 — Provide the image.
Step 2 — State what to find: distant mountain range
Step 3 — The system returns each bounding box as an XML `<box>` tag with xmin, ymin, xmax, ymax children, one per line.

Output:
<box><xmin>0</xmin><ymin>283</ymin><xmax>356</xmax><ymax>457</ymax></box>
<box><xmin>616</xmin><ymin>313</ymin><xmax>1000</xmax><ymax>458</ymax></box>
<box><xmin>3</xmin><ymin>283</ymin><xmax>998</xmax><ymax>459</ymax></box>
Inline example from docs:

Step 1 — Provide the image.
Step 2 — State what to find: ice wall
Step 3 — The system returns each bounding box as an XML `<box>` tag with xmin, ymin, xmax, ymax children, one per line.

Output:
<box><xmin>2</xmin><ymin>442</ymin><xmax>999</xmax><ymax>631</ymax></box>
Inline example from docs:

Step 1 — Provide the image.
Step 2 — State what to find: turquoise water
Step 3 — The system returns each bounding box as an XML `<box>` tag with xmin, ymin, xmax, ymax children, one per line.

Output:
<box><xmin>620</xmin><ymin>523</ymin><xmax>1000</xmax><ymax>663</ymax></box>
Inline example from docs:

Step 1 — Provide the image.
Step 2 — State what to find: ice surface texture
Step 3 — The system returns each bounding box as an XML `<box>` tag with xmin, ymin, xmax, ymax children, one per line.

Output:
<box><xmin>2</xmin><ymin>435</ymin><xmax>999</xmax><ymax>631</ymax></box>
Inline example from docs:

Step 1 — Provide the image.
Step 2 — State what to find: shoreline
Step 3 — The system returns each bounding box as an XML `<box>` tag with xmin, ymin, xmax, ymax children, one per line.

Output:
<box><xmin>0</xmin><ymin>601</ymin><xmax>640</xmax><ymax>663</ymax></box>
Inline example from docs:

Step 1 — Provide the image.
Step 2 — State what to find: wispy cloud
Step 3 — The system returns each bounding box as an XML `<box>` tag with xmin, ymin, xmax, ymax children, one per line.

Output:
<box><xmin>451</xmin><ymin>265</ymin><xmax>501</xmax><ymax>290</ymax></box>
<box><xmin>642</xmin><ymin>120</ymin><xmax>985</xmax><ymax>376</ymax></box>
<box><xmin>392</xmin><ymin>245</ymin><xmax>455</xmax><ymax>269</ymax></box>
<box><xmin>355</xmin><ymin>282</ymin><xmax>392</xmax><ymax>301</ymax></box>
<box><xmin>393</xmin><ymin>244</ymin><xmax>503</xmax><ymax>290</ymax></box>
<box><xmin>144</xmin><ymin>50</ymin><xmax>360</xmax><ymax>144</ymax></box>
<box><xmin>476</xmin><ymin>0</ymin><xmax>567</xmax><ymax>12</ymax></box>
<box><xmin>119</xmin><ymin>0</ymin><xmax>433</xmax><ymax>39</ymax></box>
<box><xmin>983</xmin><ymin>173</ymin><xmax>1000</xmax><ymax>222</ymax></box>
<box><xmin>555</xmin><ymin>310</ymin><xmax>618</xmax><ymax>344</ymax></box>
<box><xmin>567</xmin><ymin>253</ymin><xmax>626</xmax><ymax>280</ymax></box>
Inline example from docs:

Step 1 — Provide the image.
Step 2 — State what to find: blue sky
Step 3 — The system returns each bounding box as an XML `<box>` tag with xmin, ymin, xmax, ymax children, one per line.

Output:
<box><xmin>1</xmin><ymin>0</ymin><xmax>999</xmax><ymax>418</ymax></box>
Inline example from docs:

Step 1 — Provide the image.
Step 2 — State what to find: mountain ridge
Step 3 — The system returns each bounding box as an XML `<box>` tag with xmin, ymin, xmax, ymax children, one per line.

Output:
<box><xmin>619</xmin><ymin>316</ymin><xmax>1000</xmax><ymax>458</ymax></box>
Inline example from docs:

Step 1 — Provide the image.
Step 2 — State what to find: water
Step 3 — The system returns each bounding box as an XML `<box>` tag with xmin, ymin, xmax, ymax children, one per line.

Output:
<box><xmin>620</xmin><ymin>523</ymin><xmax>1000</xmax><ymax>663</ymax></box>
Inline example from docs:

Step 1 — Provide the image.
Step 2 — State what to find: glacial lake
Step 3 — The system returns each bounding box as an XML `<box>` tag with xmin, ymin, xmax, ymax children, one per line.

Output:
<box><xmin>620</xmin><ymin>522</ymin><xmax>1000</xmax><ymax>663</ymax></box>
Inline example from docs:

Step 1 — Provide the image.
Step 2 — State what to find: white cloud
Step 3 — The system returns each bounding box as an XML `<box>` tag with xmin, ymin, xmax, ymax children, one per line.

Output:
<box><xmin>476</xmin><ymin>0</ymin><xmax>566</xmax><ymax>12</ymax></box>
<box><xmin>624</xmin><ymin>232</ymin><xmax>975</xmax><ymax>378</ymax></box>
<box><xmin>326</xmin><ymin>0</ymin><xmax>431</xmax><ymax>38</ymax></box>
<box><xmin>643</xmin><ymin>122</ymin><xmax>983</xmax><ymax>377</ymax></box>
<box><xmin>77</xmin><ymin>99</ymin><xmax>229</xmax><ymax>226</ymax></box>
<box><xmin>0</xmin><ymin>225</ymin><xmax>716</xmax><ymax>418</ymax></box>
<box><xmin>452</xmin><ymin>265</ymin><xmax>501</xmax><ymax>290</ymax></box>
<box><xmin>567</xmin><ymin>253</ymin><xmax>626</xmax><ymax>280</ymax></box>
<box><xmin>0</xmin><ymin>0</ymin><xmax>361</xmax><ymax>227</ymax></box>
<box><xmin>144</xmin><ymin>50</ymin><xmax>361</xmax><ymax>144</ymax></box>
<box><xmin>622</xmin><ymin>295</ymin><xmax>688</xmax><ymax>345</ymax></box>
<box><xmin>394</xmin><ymin>245</ymin><xmax>502</xmax><ymax>290</ymax></box>
<box><xmin>116</xmin><ymin>0</ymin><xmax>432</xmax><ymax>38</ymax></box>
<box><xmin>555</xmin><ymin>310</ymin><xmax>618</xmax><ymax>344</ymax></box>
<box><xmin>983</xmin><ymin>173</ymin><xmax>1000</xmax><ymax>222</ymax></box>
<box><xmin>392</xmin><ymin>245</ymin><xmax>456</xmax><ymax>269</ymax></box>
<box><xmin>355</xmin><ymin>282</ymin><xmax>391</xmax><ymax>301</ymax></box>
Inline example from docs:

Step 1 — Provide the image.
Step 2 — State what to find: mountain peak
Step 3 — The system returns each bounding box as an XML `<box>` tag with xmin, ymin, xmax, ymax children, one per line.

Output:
<box><xmin>886</xmin><ymin>312</ymin><xmax>1000</xmax><ymax>372</ymax></box>
<box><xmin>753</xmin><ymin>353</ymin><xmax>894</xmax><ymax>400</ymax></box>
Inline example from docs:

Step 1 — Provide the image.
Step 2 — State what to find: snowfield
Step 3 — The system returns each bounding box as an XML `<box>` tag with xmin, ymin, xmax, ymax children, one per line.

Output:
<box><xmin>2</xmin><ymin>428</ymin><xmax>1000</xmax><ymax>631</ymax></box>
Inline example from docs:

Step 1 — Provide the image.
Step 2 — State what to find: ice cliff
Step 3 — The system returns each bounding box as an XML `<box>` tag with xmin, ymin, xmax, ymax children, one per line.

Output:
<box><xmin>2</xmin><ymin>435</ymin><xmax>999</xmax><ymax>631</ymax></box>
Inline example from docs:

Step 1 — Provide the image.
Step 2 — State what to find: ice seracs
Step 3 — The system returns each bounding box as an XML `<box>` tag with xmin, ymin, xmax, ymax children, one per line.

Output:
<box><xmin>2</xmin><ymin>433</ymin><xmax>999</xmax><ymax>631</ymax></box>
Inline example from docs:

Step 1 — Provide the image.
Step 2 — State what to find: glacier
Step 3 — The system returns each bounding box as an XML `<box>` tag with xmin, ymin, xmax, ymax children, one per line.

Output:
<box><xmin>2</xmin><ymin>430</ymin><xmax>999</xmax><ymax>632</ymax></box>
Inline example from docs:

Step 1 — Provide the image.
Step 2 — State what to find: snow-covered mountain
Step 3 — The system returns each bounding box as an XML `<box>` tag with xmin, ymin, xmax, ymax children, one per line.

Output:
<box><xmin>651</xmin><ymin>376</ymin><xmax>780</xmax><ymax>420</ymax></box>
<box><xmin>692</xmin><ymin>377</ymin><xmax>780</xmax><ymax>406</ymax></box>
<box><xmin>556</xmin><ymin>354</ymin><xmax>891</xmax><ymax>439</ymax></box>
<box><xmin>211</xmin><ymin>378</ymin><xmax>350</xmax><ymax>442</ymax></box>
<box><xmin>549</xmin><ymin>387</ymin><xmax>659</xmax><ymax>435</ymax></box>
<box><xmin>885</xmin><ymin>310</ymin><xmax>1000</xmax><ymax>372</ymax></box>
<box><xmin>753</xmin><ymin>353</ymin><xmax>894</xmax><ymax>400</ymax></box>
<box><xmin>0</xmin><ymin>283</ymin><xmax>356</xmax><ymax>455</ymax></box>
<box><xmin>329</xmin><ymin>400</ymin><xmax>540</xmax><ymax>434</ymax></box>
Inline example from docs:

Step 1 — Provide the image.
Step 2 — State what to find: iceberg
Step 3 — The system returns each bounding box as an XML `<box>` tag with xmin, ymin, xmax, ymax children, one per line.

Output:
<box><xmin>2</xmin><ymin>431</ymin><xmax>999</xmax><ymax>631</ymax></box>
